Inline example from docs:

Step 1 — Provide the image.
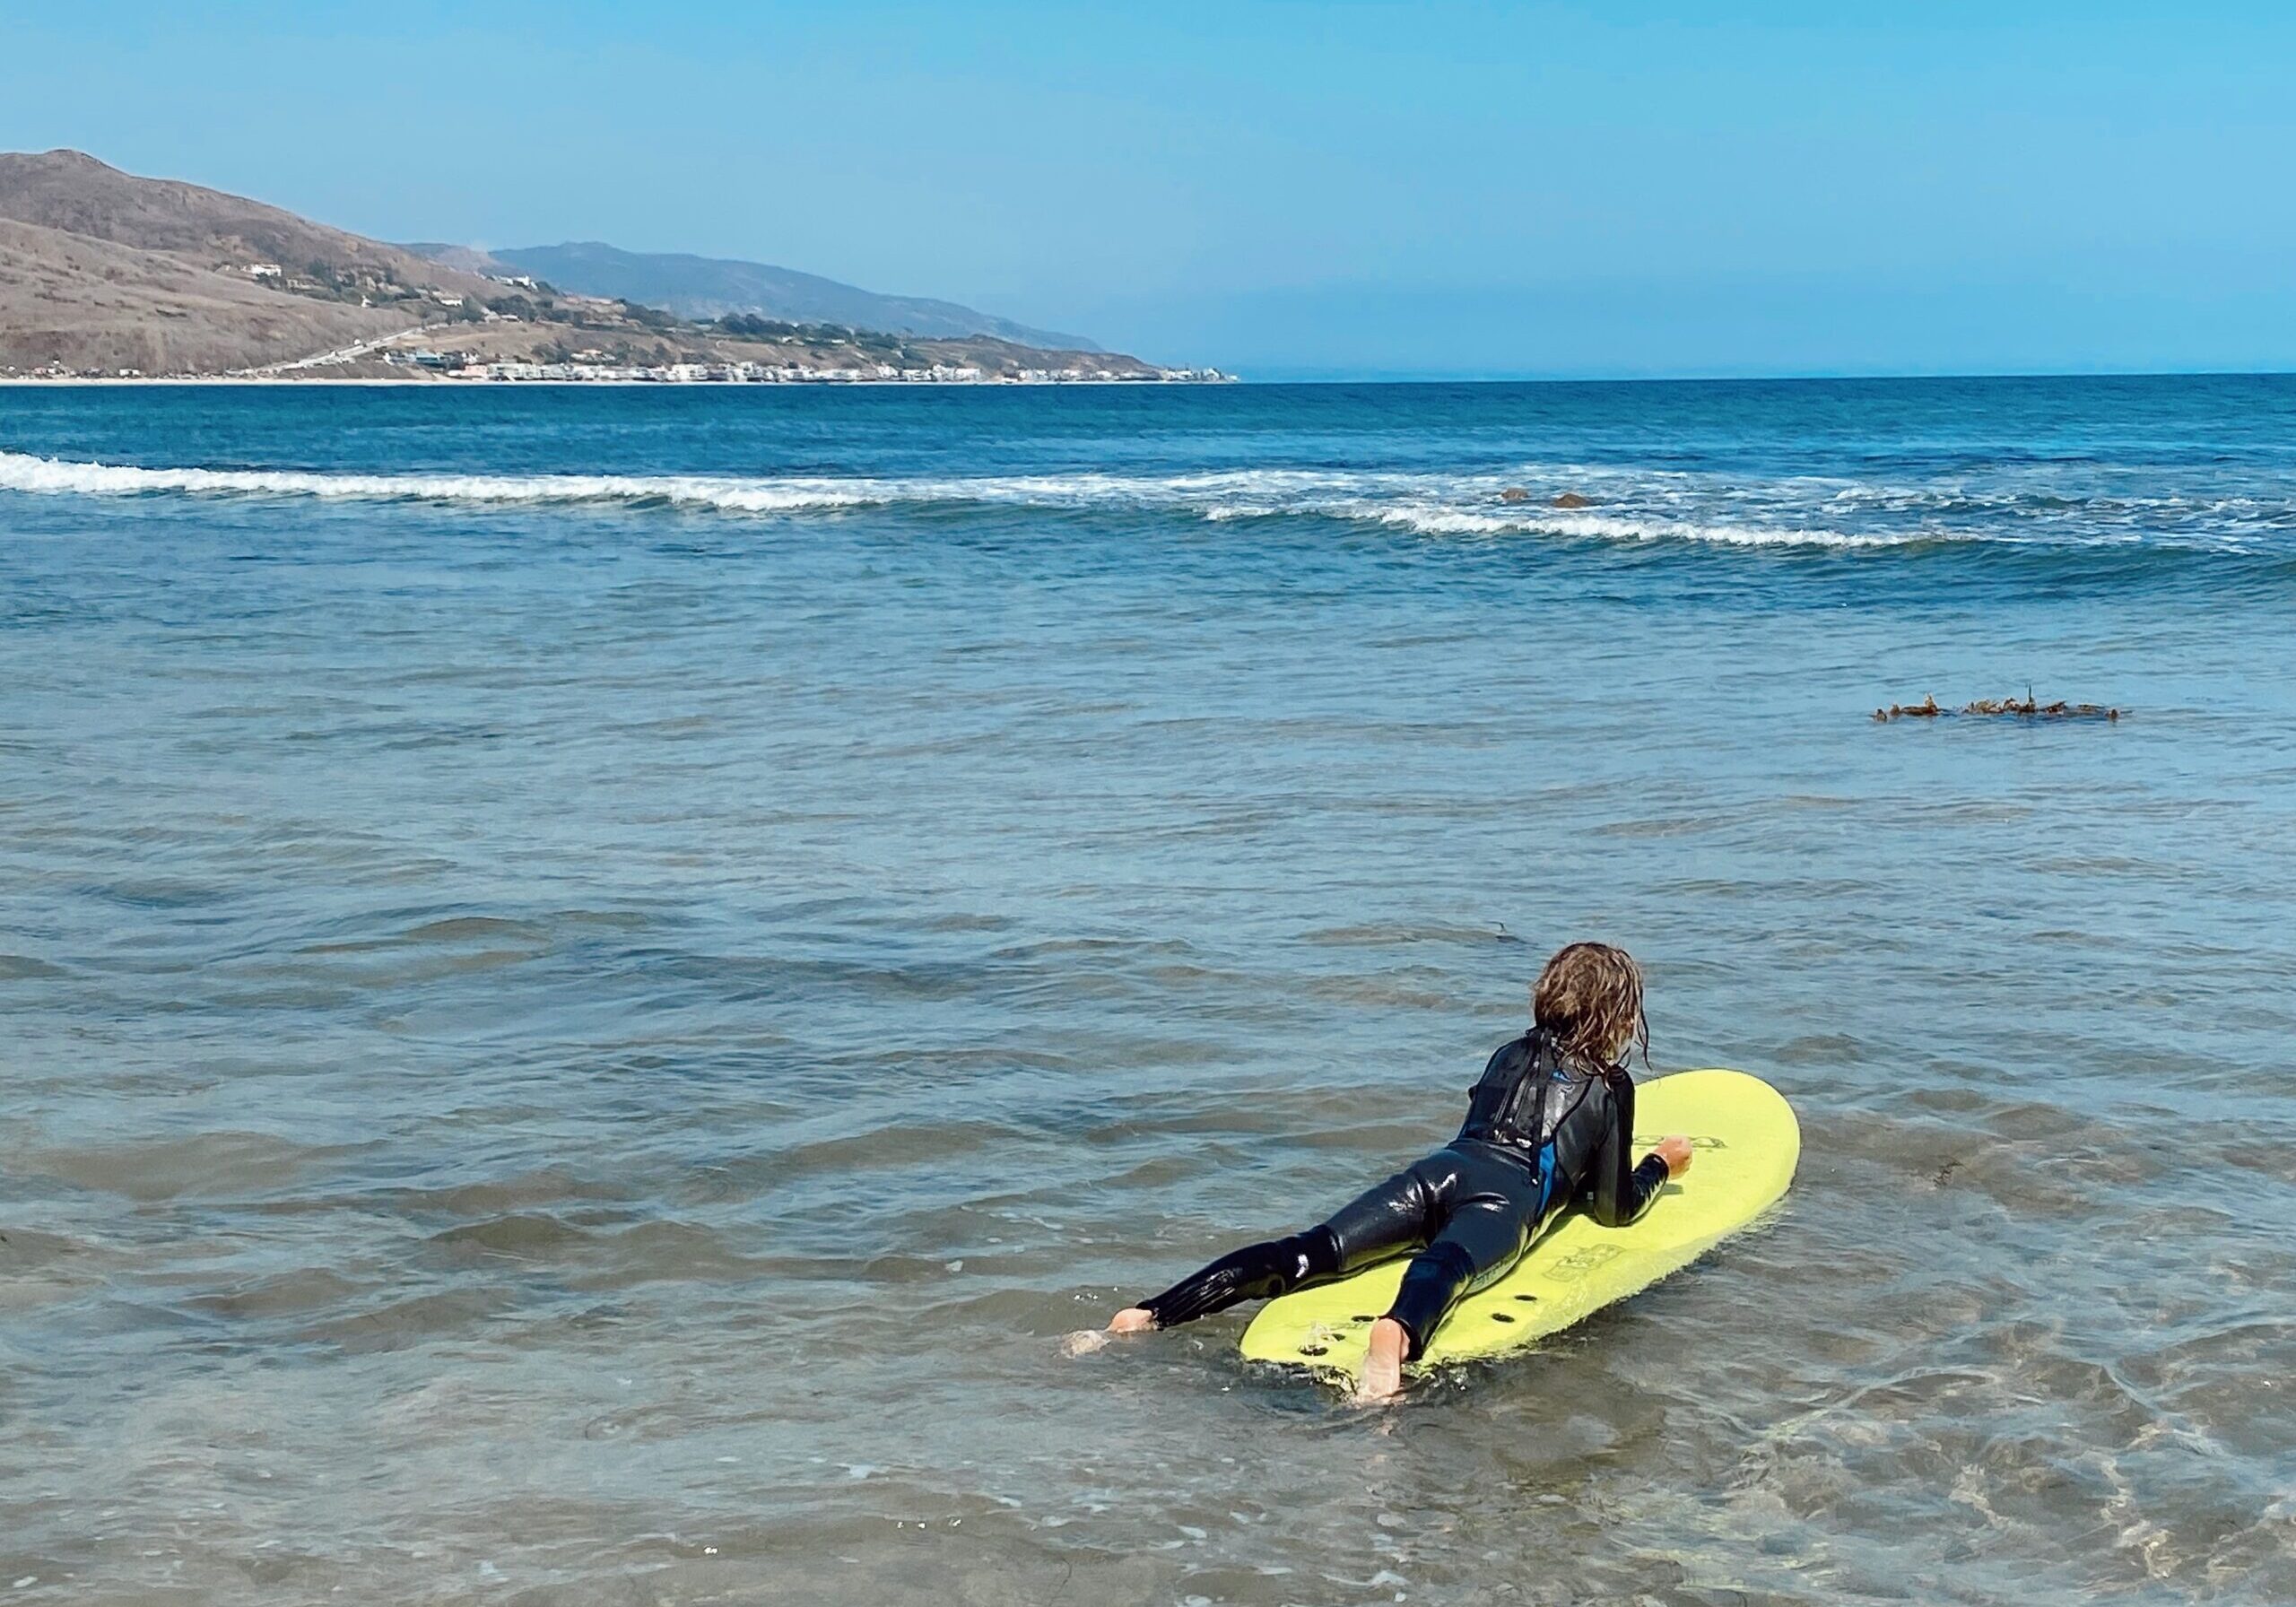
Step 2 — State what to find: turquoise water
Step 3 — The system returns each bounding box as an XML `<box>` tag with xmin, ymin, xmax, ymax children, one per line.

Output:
<box><xmin>4</xmin><ymin>378</ymin><xmax>2294</xmax><ymax>1604</ymax></box>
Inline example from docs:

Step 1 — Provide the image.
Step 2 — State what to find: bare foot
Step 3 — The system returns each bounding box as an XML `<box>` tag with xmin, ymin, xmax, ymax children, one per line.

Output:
<box><xmin>1106</xmin><ymin>1307</ymin><xmax>1156</xmax><ymax>1334</ymax></box>
<box><xmin>1354</xmin><ymin>1317</ymin><xmax>1408</xmax><ymax>1403</ymax></box>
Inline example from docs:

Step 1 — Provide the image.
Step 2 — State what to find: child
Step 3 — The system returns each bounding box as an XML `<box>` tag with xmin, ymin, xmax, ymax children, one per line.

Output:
<box><xmin>1102</xmin><ymin>942</ymin><xmax>1692</xmax><ymax>1402</ymax></box>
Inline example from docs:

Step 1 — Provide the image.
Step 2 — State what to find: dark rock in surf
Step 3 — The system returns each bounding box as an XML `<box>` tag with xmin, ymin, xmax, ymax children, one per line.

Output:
<box><xmin>1872</xmin><ymin>693</ymin><xmax>2121</xmax><ymax>723</ymax></box>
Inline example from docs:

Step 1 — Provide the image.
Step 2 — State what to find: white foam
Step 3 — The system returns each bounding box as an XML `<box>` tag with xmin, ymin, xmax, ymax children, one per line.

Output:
<box><xmin>1197</xmin><ymin>491</ymin><xmax>1883</xmax><ymax>547</ymax></box>
<box><xmin>0</xmin><ymin>450</ymin><xmax>884</xmax><ymax>512</ymax></box>
<box><xmin>1366</xmin><ymin>504</ymin><xmax>1893</xmax><ymax>547</ymax></box>
<box><xmin>0</xmin><ymin>449</ymin><xmax>1540</xmax><ymax>518</ymax></box>
<box><xmin>2</xmin><ymin>447</ymin><xmax>2263</xmax><ymax>552</ymax></box>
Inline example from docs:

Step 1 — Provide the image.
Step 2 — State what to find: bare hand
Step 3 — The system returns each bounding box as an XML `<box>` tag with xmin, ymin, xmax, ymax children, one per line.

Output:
<box><xmin>1653</xmin><ymin>1136</ymin><xmax>1693</xmax><ymax>1177</ymax></box>
<box><xmin>1106</xmin><ymin>1307</ymin><xmax>1156</xmax><ymax>1333</ymax></box>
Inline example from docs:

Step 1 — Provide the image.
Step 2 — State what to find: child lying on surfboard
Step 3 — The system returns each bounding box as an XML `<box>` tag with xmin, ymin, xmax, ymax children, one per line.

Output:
<box><xmin>1101</xmin><ymin>941</ymin><xmax>1692</xmax><ymax>1402</ymax></box>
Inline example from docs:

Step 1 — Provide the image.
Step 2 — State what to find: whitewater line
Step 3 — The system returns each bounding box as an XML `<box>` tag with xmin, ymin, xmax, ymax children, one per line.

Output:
<box><xmin>4</xmin><ymin>447</ymin><xmax>2231</xmax><ymax>551</ymax></box>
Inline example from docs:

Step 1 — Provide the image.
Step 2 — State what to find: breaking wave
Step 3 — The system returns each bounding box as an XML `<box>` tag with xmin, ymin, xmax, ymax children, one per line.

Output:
<box><xmin>0</xmin><ymin>450</ymin><xmax>888</xmax><ymax>514</ymax></box>
<box><xmin>1</xmin><ymin>448</ymin><xmax>2283</xmax><ymax>553</ymax></box>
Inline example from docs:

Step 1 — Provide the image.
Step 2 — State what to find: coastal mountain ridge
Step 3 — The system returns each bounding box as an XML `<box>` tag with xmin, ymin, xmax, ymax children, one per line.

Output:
<box><xmin>0</xmin><ymin>150</ymin><xmax>1167</xmax><ymax>380</ymax></box>
<box><xmin>0</xmin><ymin>150</ymin><xmax>496</xmax><ymax>299</ymax></box>
<box><xmin>0</xmin><ymin>149</ymin><xmax>500</xmax><ymax>374</ymax></box>
<box><xmin>401</xmin><ymin>239</ymin><xmax>1101</xmax><ymax>352</ymax></box>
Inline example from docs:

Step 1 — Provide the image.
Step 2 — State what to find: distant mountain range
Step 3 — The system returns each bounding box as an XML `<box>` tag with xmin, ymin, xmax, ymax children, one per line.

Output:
<box><xmin>0</xmin><ymin>149</ymin><xmax>497</xmax><ymax>374</ymax></box>
<box><xmin>399</xmin><ymin>240</ymin><xmax>1100</xmax><ymax>352</ymax></box>
<box><xmin>0</xmin><ymin>150</ymin><xmax>1161</xmax><ymax>380</ymax></box>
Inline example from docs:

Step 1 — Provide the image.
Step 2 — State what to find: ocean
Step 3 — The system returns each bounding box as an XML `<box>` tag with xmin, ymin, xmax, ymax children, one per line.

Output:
<box><xmin>3</xmin><ymin>377</ymin><xmax>2293</xmax><ymax>1604</ymax></box>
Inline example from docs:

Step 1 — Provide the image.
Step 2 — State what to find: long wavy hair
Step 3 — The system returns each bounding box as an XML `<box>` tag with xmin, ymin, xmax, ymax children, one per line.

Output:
<box><xmin>1531</xmin><ymin>942</ymin><xmax>1648</xmax><ymax>1072</ymax></box>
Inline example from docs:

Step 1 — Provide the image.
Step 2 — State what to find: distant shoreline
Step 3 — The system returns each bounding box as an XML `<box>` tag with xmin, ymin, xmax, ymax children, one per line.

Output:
<box><xmin>0</xmin><ymin>373</ymin><xmax>1235</xmax><ymax>388</ymax></box>
<box><xmin>14</xmin><ymin>370</ymin><xmax>2290</xmax><ymax>391</ymax></box>
<box><xmin>0</xmin><ymin>150</ymin><xmax>1204</xmax><ymax>387</ymax></box>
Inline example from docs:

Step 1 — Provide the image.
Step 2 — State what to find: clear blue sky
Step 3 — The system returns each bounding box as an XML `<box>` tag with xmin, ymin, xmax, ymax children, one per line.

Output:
<box><xmin>6</xmin><ymin>2</ymin><xmax>2292</xmax><ymax>377</ymax></box>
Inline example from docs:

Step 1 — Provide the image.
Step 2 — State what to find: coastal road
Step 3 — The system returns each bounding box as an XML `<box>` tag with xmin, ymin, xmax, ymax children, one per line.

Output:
<box><xmin>233</xmin><ymin>323</ymin><xmax>432</xmax><ymax>377</ymax></box>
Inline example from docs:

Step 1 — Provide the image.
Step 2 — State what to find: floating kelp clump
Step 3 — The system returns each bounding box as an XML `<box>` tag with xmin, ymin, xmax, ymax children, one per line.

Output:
<box><xmin>1873</xmin><ymin>693</ymin><xmax>2121</xmax><ymax>723</ymax></box>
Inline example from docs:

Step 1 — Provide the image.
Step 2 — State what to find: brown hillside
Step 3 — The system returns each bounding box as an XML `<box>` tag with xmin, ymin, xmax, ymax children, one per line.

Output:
<box><xmin>0</xmin><ymin>217</ymin><xmax>410</xmax><ymax>374</ymax></box>
<box><xmin>0</xmin><ymin>149</ymin><xmax>1178</xmax><ymax>380</ymax></box>
<box><xmin>0</xmin><ymin>150</ymin><xmax>496</xmax><ymax>299</ymax></box>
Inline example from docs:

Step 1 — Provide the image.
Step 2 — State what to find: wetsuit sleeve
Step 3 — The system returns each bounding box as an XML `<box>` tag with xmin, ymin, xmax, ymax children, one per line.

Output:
<box><xmin>1578</xmin><ymin>1073</ymin><xmax>1669</xmax><ymax>1228</ymax></box>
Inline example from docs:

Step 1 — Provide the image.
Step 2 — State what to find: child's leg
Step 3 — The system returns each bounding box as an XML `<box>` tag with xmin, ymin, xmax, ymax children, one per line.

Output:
<box><xmin>1359</xmin><ymin>1191</ymin><xmax>1538</xmax><ymax>1401</ymax></box>
<box><xmin>1113</xmin><ymin>1162</ymin><xmax>1442</xmax><ymax>1332</ymax></box>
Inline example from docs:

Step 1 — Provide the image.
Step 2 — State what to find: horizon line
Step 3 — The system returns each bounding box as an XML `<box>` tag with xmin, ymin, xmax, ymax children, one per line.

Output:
<box><xmin>1224</xmin><ymin>365</ymin><xmax>2296</xmax><ymax>386</ymax></box>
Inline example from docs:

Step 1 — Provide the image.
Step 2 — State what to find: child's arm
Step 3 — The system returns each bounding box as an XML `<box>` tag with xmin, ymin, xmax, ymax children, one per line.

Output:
<box><xmin>1579</xmin><ymin>1073</ymin><xmax>1692</xmax><ymax>1227</ymax></box>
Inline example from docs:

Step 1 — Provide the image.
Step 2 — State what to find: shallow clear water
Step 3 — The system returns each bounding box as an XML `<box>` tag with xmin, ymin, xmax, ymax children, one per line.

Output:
<box><xmin>3</xmin><ymin>378</ymin><xmax>2294</xmax><ymax>1604</ymax></box>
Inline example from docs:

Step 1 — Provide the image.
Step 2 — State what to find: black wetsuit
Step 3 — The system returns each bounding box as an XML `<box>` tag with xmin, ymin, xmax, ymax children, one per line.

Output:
<box><xmin>1136</xmin><ymin>1031</ymin><xmax>1671</xmax><ymax>1358</ymax></box>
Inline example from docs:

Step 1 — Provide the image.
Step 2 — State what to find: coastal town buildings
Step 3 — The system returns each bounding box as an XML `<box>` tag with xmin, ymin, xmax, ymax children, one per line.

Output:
<box><xmin>370</xmin><ymin>353</ymin><xmax>1229</xmax><ymax>386</ymax></box>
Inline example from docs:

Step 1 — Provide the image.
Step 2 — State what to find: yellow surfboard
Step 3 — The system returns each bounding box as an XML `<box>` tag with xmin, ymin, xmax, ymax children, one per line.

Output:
<box><xmin>1239</xmin><ymin>1069</ymin><xmax>1798</xmax><ymax>1380</ymax></box>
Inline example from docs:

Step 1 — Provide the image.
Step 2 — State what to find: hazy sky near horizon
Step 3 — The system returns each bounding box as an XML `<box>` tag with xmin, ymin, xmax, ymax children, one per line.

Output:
<box><xmin>6</xmin><ymin>2</ymin><xmax>2292</xmax><ymax>377</ymax></box>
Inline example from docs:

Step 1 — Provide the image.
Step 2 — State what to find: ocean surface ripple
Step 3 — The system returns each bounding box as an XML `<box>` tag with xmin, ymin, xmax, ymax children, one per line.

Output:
<box><xmin>3</xmin><ymin>378</ymin><xmax>2294</xmax><ymax>1605</ymax></box>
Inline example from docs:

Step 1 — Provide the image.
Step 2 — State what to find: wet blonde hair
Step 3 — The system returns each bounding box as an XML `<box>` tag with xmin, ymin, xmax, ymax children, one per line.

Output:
<box><xmin>1531</xmin><ymin>942</ymin><xmax>1648</xmax><ymax>1070</ymax></box>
